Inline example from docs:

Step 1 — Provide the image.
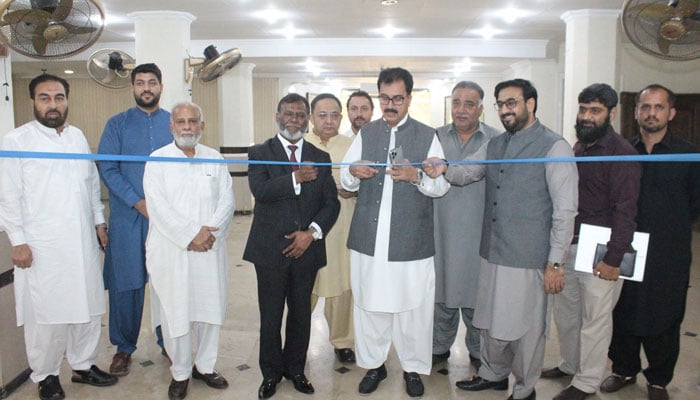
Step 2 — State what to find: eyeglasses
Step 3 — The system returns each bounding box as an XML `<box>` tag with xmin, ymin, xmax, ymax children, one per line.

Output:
<box><xmin>281</xmin><ymin>110</ymin><xmax>308</xmax><ymax>120</ymax></box>
<box><xmin>494</xmin><ymin>98</ymin><xmax>522</xmax><ymax>110</ymax></box>
<box><xmin>315</xmin><ymin>112</ymin><xmax>342</xmax><ymax>120</ymax></box>
<box><xmin>378</xmin><ymin>94</ymin><xmax>406</xmax><ymax>106</ymax></box>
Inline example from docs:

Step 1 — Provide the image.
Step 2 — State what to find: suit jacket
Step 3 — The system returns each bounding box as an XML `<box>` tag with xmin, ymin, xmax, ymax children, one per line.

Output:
<box><xmin>243</xmin><ymin>135</ymin><xmax>340</xmax><ymax>271</ymax></box>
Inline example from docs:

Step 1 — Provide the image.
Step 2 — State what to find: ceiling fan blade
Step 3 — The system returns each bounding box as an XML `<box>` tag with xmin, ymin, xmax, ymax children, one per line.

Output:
<box><xmin>685</xmin><ymin>19</ymin><xmax>700</xmax><ymax>31</ymax></box>
<box><xmin>675</xmin><ymin>0</ymin><xmax>699</xmax><ymax>18</ymax></box>
<box><xmin>629</xmin><ymin>3</ymin><xmax>674</xmax><ymax>20</ymax></box>
<box><xmin>64</xmin><ymin>23</ymin><xmax>97</xmax><ymax>34</ymax></box>
<box><xmin>52</xmin><ymin>0</ymin><xmax>73</xmax><ymax>22</ymax></box>
<box><xmin>90</xmin><ymin>56</ymin><xmax>109</xmax><ymax>69</ymax></box>
<box><xmin>657</xmin><ymin>36</ymin><xmax>672</xmax><ymax>54</ymax></box>
<box><xmin>32</xmin><ymin>32</ymin><xmax>48</xmax><ymax>55</ymax></box>
<box><xmin>2</xmin><ymin>9</ymin><xmax>51</xmax><ymax>25</ymax></box>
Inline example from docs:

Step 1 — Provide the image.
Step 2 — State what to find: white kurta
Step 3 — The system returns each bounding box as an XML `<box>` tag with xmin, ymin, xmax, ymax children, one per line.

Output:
<box><xmin>340</xmin><ymin>116</ymin><xmax>450</xmax><ymax>313</ymax></box>
<box><xmin>143</xmin><ymin>143</ymin><xmax>234</xmax><ymax>338</ymax></box>
<box><xmin>0</xmin><ymin>121</ymin><xmax>106</xmax><ymax>325</ymax></box>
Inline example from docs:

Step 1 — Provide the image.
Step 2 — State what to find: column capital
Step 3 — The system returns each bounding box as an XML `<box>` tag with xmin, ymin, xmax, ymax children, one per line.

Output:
<box><xmin>128</xmin><ymin>10</ymin><xmax>196</xmax><ymax>24</ymax></box>
<box><xmin>561</xmin><ymin>9</ymin><xmax>619</xmax><ymax>24</ymax></box>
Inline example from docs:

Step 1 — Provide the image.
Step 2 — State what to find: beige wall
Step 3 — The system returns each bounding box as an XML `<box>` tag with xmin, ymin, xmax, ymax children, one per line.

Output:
<box><xmin>252</xmin><ymin>77</ymin><xmax>279</xmax><ymax>144</ymax></box>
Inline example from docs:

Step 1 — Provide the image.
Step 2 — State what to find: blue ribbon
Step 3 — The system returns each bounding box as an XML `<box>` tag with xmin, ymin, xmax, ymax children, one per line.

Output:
<box><xmin>0</xmin><ymin>150</ymin><xmax>698</xmax><ymax>168</ymax></box>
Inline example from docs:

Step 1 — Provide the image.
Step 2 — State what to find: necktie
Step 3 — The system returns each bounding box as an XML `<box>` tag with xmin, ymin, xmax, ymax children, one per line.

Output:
<box><xmin>288</xmin><ymin>145</ymin><xmax>299</xmax><ymax>171</ymax></box>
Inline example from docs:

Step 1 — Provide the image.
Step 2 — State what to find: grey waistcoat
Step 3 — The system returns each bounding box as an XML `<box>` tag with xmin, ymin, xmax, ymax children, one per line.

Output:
<box><xmin>347</xmin><ymin>117</ymin><xmax>436</xmax><ymax>261</ymax></box>
<box><xmin>480</xmin><ymin>121</ymin><xmax>563</xmax><ymax>268</ymax></box>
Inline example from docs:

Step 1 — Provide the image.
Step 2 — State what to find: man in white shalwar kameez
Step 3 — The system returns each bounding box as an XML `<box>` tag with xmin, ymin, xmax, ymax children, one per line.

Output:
<box><xmin>0</xmin><ymin>74</ymin><xmax>117</xmax><ymax>400</ymax></box>
<box><xmin>341</xmin><ymin>68</ymin><xmax>449</xmax><ymax>398</ymax></box>
<box><xmin>143</xmin><ymin>102</ymin><xmax>234</xmax><ymax>400</ymax></box>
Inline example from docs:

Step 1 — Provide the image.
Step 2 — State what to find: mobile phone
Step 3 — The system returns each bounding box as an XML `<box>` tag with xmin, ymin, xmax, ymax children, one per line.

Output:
<box><xmin>389</xmin><ymin>146</ymin><xmax>403</xmax><ymax>163</ymax></box>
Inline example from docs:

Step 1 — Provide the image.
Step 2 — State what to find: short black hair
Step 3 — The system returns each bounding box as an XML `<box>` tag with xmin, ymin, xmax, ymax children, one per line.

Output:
<box><xmin>578</xmin><ymin>83</ymin><xmax>618</xmax><ymax>110</ymax></box>
<box><xmin>377</xmin><ymin>67</ymin><xmax>414</xmax><ymax>95</ymax></box>
<box><xmin>131</xmin><ymin>63</ymin><xmax>163</xmax><ymax>84</ymax></box>
<box><xmin>311</xmin><ymin>93</ymin><xmax>342</xmax><ymax>113</ymax></box>
<box><xmin>636</xmin><ymin>84</ymin><xmax>676</xmax><ymax>108</ymax></box>
<box><xmin>346</xmin><ymin>90</ymin><xmax>374</xmax><ymax>110</ymax></box>
<box><xmin>494</xmin><ymin>78</ymin><xmax>538</xmax><ymax>114</ymax></box>
<box><xmin>452</xmin><ymin>81</ymin><xmax>484</xmax><ymax>100</ymax></box>
<box><xmin>29</xmin><ymin>74</ymin><xmax>69</xmax><ymax>99</ymax></box>
<box><xmin>277</xmin><ymin>93</ymin><xmax>309</xmax><ymax>114</ymax></box>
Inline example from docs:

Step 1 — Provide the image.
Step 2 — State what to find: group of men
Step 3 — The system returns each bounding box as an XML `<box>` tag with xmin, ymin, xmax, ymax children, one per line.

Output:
<box><xmin>0</xmin><ymin>63</ymin><xmax>697</xmax><ymax>400</ymax></box>
<box><xmin>0</xmin><ymin>65</ymin><xmax>234</xmax><ymax>400</ymax></box>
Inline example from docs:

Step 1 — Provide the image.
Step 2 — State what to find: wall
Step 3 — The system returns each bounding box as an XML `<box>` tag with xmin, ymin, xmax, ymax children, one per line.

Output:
<box><xmin>619</xmin><ymin>43</ymin><xmax>700</xmax><ymax>94</ymax></box>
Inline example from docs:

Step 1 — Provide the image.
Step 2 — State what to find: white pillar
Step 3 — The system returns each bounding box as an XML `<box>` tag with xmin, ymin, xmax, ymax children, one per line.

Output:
<box><xmin>561</xmin><ymin>9</ymin><xmax>620</xmax><ymax>143</ymax></box>
<box><xmin>0</xmin><ymin>52</ymin><xmax>14</xmax><ymax>140</ymax></box>
<box><xmin>218</xmin><ymin>62</ymin><xmax>255</xmax><ymax>147</ymax></box>
<box><xmin>128</xmin><ymin>11</ymin><xmax>195</xmax><ymax>111</ymax></box>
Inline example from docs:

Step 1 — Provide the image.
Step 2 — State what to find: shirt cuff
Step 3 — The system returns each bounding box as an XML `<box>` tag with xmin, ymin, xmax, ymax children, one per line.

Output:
<box><xmin>548</xmin><ymin>248</ymin><xmax>567</xmax><ymax>265</ymax></box>
<box><xmin>7</xmin><ymin>230</ymin><xmax>27</xmax><ymax>247</ymax></box>
<box><xmin>291</xmin><ymin>172</ymin><xmax>301</xmax><ymax>195</ymax></box>
<box><xmin>309</xmin><ymin>222</ymin><xmax>323</xmax><ymax>239</ymax></box>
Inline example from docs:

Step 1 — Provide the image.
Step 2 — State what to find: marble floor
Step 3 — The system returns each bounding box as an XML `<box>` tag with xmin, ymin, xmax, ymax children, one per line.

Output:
<box><xmin>7</xmin><ymin>215</ymin><xmax>700</xmax><ymax>400</ymax></box>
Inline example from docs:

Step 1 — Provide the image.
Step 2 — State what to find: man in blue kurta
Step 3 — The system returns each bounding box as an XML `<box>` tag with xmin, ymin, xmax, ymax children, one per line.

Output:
<box><xmin>97</xmin><ymin>63</ymin><xmax>173</xmax><ymax>376</ymax></box>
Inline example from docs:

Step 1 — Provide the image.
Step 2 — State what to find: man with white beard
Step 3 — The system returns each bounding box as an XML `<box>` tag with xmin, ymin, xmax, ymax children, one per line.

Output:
<box><xmin>143</xmin><ymin>102</ymin><xmax>234</xmax><ymax>400</ymax></box>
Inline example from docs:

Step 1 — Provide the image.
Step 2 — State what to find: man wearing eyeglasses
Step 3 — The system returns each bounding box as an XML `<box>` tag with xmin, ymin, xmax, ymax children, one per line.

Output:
<box><xmin>244</xmin><ymin>93</ymin><xmax>340</xmax><ymax>399</ymax></box>
<box><xmin>431</xmin><ymin>81</ymin><xmax>499</xmax><ymax>370</ymax></box>
<box><xmin>424</xmin><ymin>78</ymin><xmax>578</xmax><ymax>400</ymax></box>
<box><xmin>341</xmin><ymin>67</ymin><xmax>450</xmax><ymax>398</ymax></box>
<box><xmin>343</xmin><ymin>90</ymin><xmax>374</xmax><ymax>137</ymax></box>
<box><xmin>305</xmin><ymin>93</ymin><xmax>357</xmax><ymax>365</ymax></box>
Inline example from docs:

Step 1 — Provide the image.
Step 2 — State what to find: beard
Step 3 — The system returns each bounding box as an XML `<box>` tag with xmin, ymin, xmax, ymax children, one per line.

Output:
<box><xmin>278</xmin><ymin>120</ymin><xmax>307</xmax><ymax>142</ymax></box>
<box><xmin>35</xmin><ymin>107</ymin><xmax>67</xmax><ymax>129</ymax></box>
<box><xmin>639</xmin><ymin>117</ymin><xmax>667</xmax><ymax>133</ymax></box>
<box><xmin>500</xmin><ymin>110</ymin><xmax>529</xmax><ymax>134</ymax></box>
<box><xmin>352</xmin><ymin>116</ymin><xmax>367</xmax><ymax>131</ymax></box>
<box><xmin>174</xmin><ymin>131</ymin><xmax>201</xmax><ymax>148</ymax></box>
<box><xmin>134</xmin><ymin>91</ymin><xmax>160</xmax><ymax>108</ymax></box>
<box><xmin>575</xmin><ymin>115</ymin><xmax>611</xmax><ymax>143</ymax></box>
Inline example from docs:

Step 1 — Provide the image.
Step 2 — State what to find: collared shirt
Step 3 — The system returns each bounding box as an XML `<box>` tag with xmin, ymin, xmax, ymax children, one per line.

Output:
<box><xmin>573</xmin><ymin>127</ymin><xmax>641</xmax><ymax>267</ymax></box>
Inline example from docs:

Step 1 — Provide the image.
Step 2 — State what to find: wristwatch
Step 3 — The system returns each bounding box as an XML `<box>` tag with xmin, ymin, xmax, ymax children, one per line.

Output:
<box><xmin>309</xmin><ymin>226</ymin><xmax>322</xmax><ymax>240</ymax></box>
<box><xmin>551</xmin><ymin>262</ymin><xmax>561</xmax><ymax>270</ymax></box>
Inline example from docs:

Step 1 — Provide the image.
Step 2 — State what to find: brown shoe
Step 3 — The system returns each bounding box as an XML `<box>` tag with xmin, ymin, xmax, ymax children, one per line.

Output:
<box><xmin>541</xmin><ymin>366</ymin><xmax>572</xmax><ymax>379</ymax></box>
<box><xmin>647</xmin><ymin>384</ymin><xmax>669</xmax><ymax>400</ymax></box>
<box><xmin>192</xmin><ymin>366</ymin><xmax>228</xmax><ymax>389</ymax></box>
<box><xmin>109</xmin><ymin>352</ymin><xmax>131</xmax><ymax>376</ymax></box>
<box><xmin>600</xmin><ymin>374</ymin><xmax>636</xmax><ymax>393</ymax></box>
<box><xmin>168</xmin><ymin>378</ymin><xmax>189</xmax><ymax>400</ymax></box>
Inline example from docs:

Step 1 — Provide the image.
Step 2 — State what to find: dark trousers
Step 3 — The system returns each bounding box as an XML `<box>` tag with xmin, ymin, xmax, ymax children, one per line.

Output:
<box><xmin>255</xmin><ymin>262</ymin><xmax>317</xmax><ymax>380</ymax></box>
<box><xmin>108</xmin><ymin>287</ymin><xmax>163</xmax><ymax>354</ymax></box>
<box><xmin>608</xmin><ymin>320</ymin><xmax>681</xmax><ymax>387</ymax></box>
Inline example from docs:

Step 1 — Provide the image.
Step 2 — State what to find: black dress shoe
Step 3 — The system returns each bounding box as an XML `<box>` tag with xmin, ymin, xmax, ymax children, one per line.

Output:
<box><xmin>600</xmin><ymin>374</ymin><xmax>636</xmax><ymax>393</ymax></box>
<box><xmin>432</xmin><ymin>350</ymin><xmax>450</xmax><ymax>365</ymax></box>
<box><xmin>403</xmin><ymin>371</ymin><xmax>424</xmax><ymax>398</ymax></box>
<box><xmin>258</xmin><ymin>377</ymin><xmax>281</xmax><ymax>399</ymax></box>
<box><xmin>38</xmin><ymin>375</ymin><xmax>65</xmax><ymax>400</ymax></box>
<box><xmin>553</xmin><ymin>386</ymin><xmax>592</xmax><ymax>400</ymax></box>
<box><xmin>647</xmin><ymin>384</ymin><xmax>669</xmax><ymax>400</ymax></box>
<box><xmin>456</xmin><ymin>375</ymin><xmax>508</xmax><ymax>391</ymax></box>
<box><xmin>507</xmin><ymin>389</ymin><xmax>536</xmax><ymax>400</ymax></box>
<box><xmin>192</xmin><ymin>366</ymin><xmax>228</xmax><ymax>389</ymax></box>
<box><xmin>358</xmin><ymin>364</ymin><xmax>387</xmax><ymax>395</ymax></box>
<box><xmin>285</xmin><ymin>373</ymin><xmax>314</xmax><ymax>394</ymax></box>
<box><xmin>71</xmin><ymin>365</ymin><xmax>118</xmax><ymax>387</ymax></box>
<box><xmin>335</xmin><ymin>348</ymin><xmax>356</xmax><ymax>363</ymax></box>
<box><xmin>168</xmin><ymin>378</ymin><xmax>189</xmax><ymax>400</ymax></box>
<box><xmin>541</xmin><ymin>366</ymin><xmax>573</xmax><ymax>379</ymax></box>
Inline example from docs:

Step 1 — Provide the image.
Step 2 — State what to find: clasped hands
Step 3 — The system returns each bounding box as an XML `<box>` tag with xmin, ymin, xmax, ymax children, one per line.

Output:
<box><xmin>188</xmin><ymin>226</ymin><xmax>218</xmax><ymax>252</ymax></box>
<box><xmin>349</xmin><ymin>159</ymin><xmax>419</xmax><ymax>183</ymax></box>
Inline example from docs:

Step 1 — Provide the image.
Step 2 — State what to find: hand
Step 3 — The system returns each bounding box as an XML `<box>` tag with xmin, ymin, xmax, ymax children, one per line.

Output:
<box><xmin>134</xmin><ymin>199</ymin><xmax>149</xmax><ymax>219</ymax></box>
<box><xmin>387</xmin><ymin>159</ymin><xmax>419</xmax><ymax>183</ymax></box>
<box><xmin>593</xmin><ymin>260</ymin><xmax>620</xmax><ymax>281</ymax></box>
<box><xmin>338</xmin><ymin>188</ymin><xmax>357</xmax><ymax>199</ymax></box>
<box><xmin>282</xmin><ymin>230</ymin><xmax>314</xmax><ymax>259</ymax></box>
<box><xmin>544</xmin><ymin>263</ymin><xmax>564</xmax><ymax>294</ymax></box>
<box><xmin>349</xmin><ymin>160</ymin><xmax>379</xmax><ymax>180</ymax></box>
<box><xmin>422</xmin><ymin>157</ymin><xmax>447</xmax><ymax>178</ymax></box>
<box><xmin>12</xmin><ymin>244</ymin><xmax>33</xmax><ymax>269</ymax></box>
<box><xmin>188</xmin><ymin>226</ymin><xmax>218</xmax><ymax>252</ymax></box>
<box><xmin>96</xmin><ymin>225</ymin><xmax>108</xmax><ymax>249</ymax></box>
<box><xmin>294</xmin><ymin>165</ymin><xmax>318</xmax><ymax>183</ymax></box>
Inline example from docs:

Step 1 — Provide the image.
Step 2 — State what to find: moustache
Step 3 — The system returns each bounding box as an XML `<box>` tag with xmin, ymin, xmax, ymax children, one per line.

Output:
<box><xmin>384</xmin><ymin>108</ymin><xmax>398</xmax><ymax>114</ymax></box>
<box><xmin>353</xmin><ymin>117</ymin><xmax>366</xmax><ymax>123</ymax></box>
<box><xmin>500</xmin><ymin>112</ymin><xmax>515</xmax><ymax>119</ymax></box>
<box><xmin>644</xmin><ymin>117</ymin><xmax>658</xmax><ymax>123</ymax></box>
<box><xmin>141</xmin><ymin>91</ymin><xmax>153</xmax><ymax>96</ymax></box>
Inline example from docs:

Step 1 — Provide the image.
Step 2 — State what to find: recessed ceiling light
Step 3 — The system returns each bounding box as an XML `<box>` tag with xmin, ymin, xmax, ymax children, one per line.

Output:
<box><xmin>272</xmin><ymin>23</ymin><xmax>306</xmax><ymax>39</ymax></box>
<box><xmin>473</xmin><ymin>25</ymin><xmax>503</xmax><ymax>40</ymax></box>
<box><xmin>371</xmin><ymin>24</ymin><xmax>404</xmax><ymax>38</ymax></box>
<box><xmin>252</xmin><ymin>8</ymin><xmax>289</xmax><ymax>24</ymax></box>
<box><xmin>497</xmin><ymin>7</ymin><xmax>533</xmax><ymax>24</ymax></box>
<box><xmin>64</xmin><ymin>69</ymin><xmax>74</xmax><ymax>74</ymax></box>
<box><xmin>381</xmin><ymin>0</ymin><xmax>398</xmax><ymax>5</ymax></box>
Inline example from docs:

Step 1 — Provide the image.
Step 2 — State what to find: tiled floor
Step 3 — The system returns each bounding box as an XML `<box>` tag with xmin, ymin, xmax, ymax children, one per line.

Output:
<box><xmin>7</xmin><ymin>215</ymin><xmax>700</xmax><ymax>399</ymax></box>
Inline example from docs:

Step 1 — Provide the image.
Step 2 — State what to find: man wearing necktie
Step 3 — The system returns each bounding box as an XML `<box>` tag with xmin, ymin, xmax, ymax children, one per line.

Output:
<box><xmin>244</xmin><ymin>93</ymin><xmax>340</xmax><ymax>399</ymax></box>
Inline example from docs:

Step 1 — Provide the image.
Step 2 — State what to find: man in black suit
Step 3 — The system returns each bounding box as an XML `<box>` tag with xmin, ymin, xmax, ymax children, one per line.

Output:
<box><xmin>244</xmin><ymin>93</ymin><xmax>340</xmax><ymax>399</ymax></box>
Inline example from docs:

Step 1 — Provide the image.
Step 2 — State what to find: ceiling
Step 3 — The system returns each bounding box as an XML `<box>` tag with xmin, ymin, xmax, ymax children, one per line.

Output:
<box><xmin>5</xmin><ymin>0</ymin><xmax>628</xmax><ymax>79</ymax></box>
